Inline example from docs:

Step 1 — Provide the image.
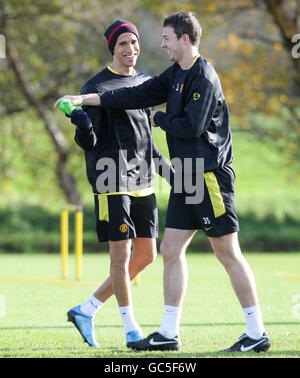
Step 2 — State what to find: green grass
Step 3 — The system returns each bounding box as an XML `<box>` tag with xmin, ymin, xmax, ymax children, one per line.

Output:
<box><xmin>0</xmin><ymin>253</ymin><xmax>299</xmax><ymax>358</ymax></box>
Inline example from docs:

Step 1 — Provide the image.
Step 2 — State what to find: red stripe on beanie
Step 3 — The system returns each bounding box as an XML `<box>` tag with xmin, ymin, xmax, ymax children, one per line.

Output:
<box><xmin>107</xmin><ymin>23</ymin><xmax>139</xmax><ymax>47</ymax></box>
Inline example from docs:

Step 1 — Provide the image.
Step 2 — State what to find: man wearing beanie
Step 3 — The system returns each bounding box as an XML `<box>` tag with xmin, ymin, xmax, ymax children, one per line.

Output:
<box><xmin>55</xmin><ymin>12</ymin><xmax>270</xmax><ymax>354</ymax></box>
<box><xmin>105</xmin><ymin>20</ymin><xmax>140</xmax><ymax>55</ymax></box>
<box><xmin>61</xmin><ymin>20</ymin><xmax>173</xmax><ymax>349</ymax></box>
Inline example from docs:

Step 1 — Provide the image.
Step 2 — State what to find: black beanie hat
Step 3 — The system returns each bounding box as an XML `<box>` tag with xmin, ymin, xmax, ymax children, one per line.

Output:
<box><xmin>104</xmin><ymin>20</ymin><xmax>139</xmax><ymax>55</ymax></box>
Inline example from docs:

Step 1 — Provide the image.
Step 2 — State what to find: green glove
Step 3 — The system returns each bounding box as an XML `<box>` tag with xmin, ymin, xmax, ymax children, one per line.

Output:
<box><xmin>58</xmin><ymin>99</ymin><xmax>82</xmax><ymax>116</ymax></box>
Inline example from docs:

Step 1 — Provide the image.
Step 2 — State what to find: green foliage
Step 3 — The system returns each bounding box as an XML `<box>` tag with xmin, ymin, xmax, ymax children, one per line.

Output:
<box><xmin>0</xmin><ymin>0</ymin><xmax>299</xmax><ymax>250</ymax></box>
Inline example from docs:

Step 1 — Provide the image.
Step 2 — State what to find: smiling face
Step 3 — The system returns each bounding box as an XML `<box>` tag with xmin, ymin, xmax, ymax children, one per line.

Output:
<box><xmin>112</xmin><ymin>32</ymin><xmax>140</xmax><ymax>69</ymax></box>
<box><xmin>161</xmin><ymin>26</ymin><xmax>184</xmax><ymax>63</ymax></box>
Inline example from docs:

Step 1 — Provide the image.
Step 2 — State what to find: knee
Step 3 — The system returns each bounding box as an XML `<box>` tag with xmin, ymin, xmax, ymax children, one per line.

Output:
<box><xmin>214</xmin><ymin>248</ymin><xmax>228</xmax><ymax>268</ymax></box>
<box><xmin>133</xmin><ymin>243</ymin><xmax>157</xmax><ymax>270</ymax></box>
<box><xmin>160</xmin><ymin>240</ymin><xmax>180</xmax><ymax>264</ymax></box>
<box><xmin>110</xmin><ymin>254</ymin><xmax>129</xmax><ymax>273</ymax></box>
<box><xmin>110</xmin><ymin>243</ymin><xmax>131</xmax><ymax>271</ymax></box>
<box><xmin>214</xmin><ymin>245</ymin><xmax>242</xmax><ymax>270</ymax></box>
<box><xmin>141</xmin><ymin>246</ymin><xmax>157</xmax><ymax>267</ymax></box>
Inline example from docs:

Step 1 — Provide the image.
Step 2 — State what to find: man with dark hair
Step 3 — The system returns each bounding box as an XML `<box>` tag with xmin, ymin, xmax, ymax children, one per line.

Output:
<box><xmin>55</xmin><ymin>12</ymin><xmax>271</xmax><ymax>354</ymax></box>
<box><xmin>56</xmin><ymin>19</ymin><xmax>173</xmax><ymax>349</ymax></box>
<box><xmin>163</xmin><ymin>11</ymin><xmax>202</xmax><ymax>46</ymax></box>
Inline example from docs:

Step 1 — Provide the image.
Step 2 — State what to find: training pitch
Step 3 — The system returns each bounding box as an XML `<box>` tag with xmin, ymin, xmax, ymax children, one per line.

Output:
<box><xmin>0</xmin><ymin>252</ymin><xmax>299</xmax><ymax>358</ymax></box>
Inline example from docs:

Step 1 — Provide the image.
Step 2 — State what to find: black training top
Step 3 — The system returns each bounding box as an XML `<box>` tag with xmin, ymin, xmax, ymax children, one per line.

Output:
<box><xmin>100</xmin><ymin>56</ymin><xmax>233</xmax><ymax>173</ymax></box>
<box><xmin>74</xmin><ymin>67</ymin><xmax>168</xmax><ymax>194</ymax></box>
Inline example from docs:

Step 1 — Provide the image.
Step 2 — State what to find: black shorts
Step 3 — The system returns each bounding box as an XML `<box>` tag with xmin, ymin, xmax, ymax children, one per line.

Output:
<box><xmin>165</xmin><ymin>164</ymin><xmax>239</xmax><ymax>237</ymax></box>
<box><xmin>94</xmin><ymin>193</ymin><xmax>158</xmax><ymax>242</ymax></box>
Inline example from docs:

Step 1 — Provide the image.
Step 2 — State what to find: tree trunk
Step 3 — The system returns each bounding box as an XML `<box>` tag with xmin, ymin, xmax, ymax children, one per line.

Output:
<box><xmin>5</xmin><ymin>41</ymin><xmax>81</xmax><ymax>205</ymax></box>
<box><xmin>264</xmin><ymin>0</ymin><xmax>300</xmax><ymax>95</ymax></box>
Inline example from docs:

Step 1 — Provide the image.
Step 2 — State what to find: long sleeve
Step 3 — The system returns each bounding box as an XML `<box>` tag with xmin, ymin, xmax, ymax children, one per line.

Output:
<box><xmin>74</xmin><ymin>86</ymin><xmax>100</xmax><ymax>150</ymax></box>
<box><xmin>74</xmin><ymin>124</ymin><xmax>97</xmax><ymax>151</ymax></box>
<box><xmin>100</xmin><ymin>69</ymin><xmax>170</xmax><ymax>110</ymax></box>
<box><xmin>154</xmin><ymin>76</ymin><xmax>217</xmax><ymax>139</ymax></box>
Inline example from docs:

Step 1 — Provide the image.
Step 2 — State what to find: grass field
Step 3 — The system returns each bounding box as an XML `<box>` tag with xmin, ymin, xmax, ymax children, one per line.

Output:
<box><xmin>0</xmin><ymin>252</ymin><xmax>299</xmax><ymax>359</ymax></box>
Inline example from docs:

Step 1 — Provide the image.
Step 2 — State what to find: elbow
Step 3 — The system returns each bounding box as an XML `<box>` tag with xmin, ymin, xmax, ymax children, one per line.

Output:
<box><xmin>183</xmin><ymin>115</ymin><xmax>202</xmax><ymax>138</ymax></box>
<box><xmin>74</xmin><ymin>136</ymin><xmax>96</xmax><ymax>151</ymax></box>
<box><xmin>84</xmin><ymin>138</ymin><xmax>97</xmax><ymax>151</ymax></box>
<box><xmin>191</xmin><ymin>119</ymin><xmax>206</xmax><ymax>139</ymax></box>
<box><xmin>187</xmin><ymin>120</ymin><xmax>203</xmax><ymax>139</ymax></box>
<box><xmin>195</xmin><ymin>127</ymin><xmax>204</xmax><ymax>139</ymax></box>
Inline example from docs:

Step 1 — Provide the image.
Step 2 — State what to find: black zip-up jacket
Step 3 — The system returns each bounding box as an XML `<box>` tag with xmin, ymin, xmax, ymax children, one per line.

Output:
<box><xmin>74</xmin><ymin>67</ymin><xmax>172</xmax><ymax>193</ymax></box>
<box><xmin>99</xmin><ymin>56</ymin><xmax>233</xmax><ymax>174</ymax></box>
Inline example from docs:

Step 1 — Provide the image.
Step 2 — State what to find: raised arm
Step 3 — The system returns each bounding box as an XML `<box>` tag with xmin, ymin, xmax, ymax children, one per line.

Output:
<box><xmin>54</xmin><ymin>69</ymin><xmax>170</xmax><ymax>110</ymax></box>
<box><xmin>100</xmin><ymin>72</ymin><xmax>169</xmax><ymax>110</ymax></box>
<box><xmin>54</xmin><ymin>93</ymin><xmax>100</xmax><ymax>109</ymax></box>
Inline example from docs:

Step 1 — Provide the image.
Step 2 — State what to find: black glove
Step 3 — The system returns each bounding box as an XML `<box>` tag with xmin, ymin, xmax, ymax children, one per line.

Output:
<box><xmin>70</xmin><ymin>109</ymin><xmax>92</xmax><ymax>129</ymax></box>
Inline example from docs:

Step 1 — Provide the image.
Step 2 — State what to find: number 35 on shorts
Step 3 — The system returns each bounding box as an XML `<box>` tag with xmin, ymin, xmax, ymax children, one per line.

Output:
<box><xmin>203</xmin><ymin>217</ymin><xmax>211</xmax><ymax>225</ymax></box>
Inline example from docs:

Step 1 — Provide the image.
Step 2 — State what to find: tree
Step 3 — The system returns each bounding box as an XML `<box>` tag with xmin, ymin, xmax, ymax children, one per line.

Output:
<box><xmin>136</xmin><ymin>0</ymin><xmax>300</xmax><ymax>170</ymax></box>
<box><xmin>0</xmin><ymin>0</ymin><xmax>299</xmax><ymax>207</ymax></box>
<box><xmin>0</xmin><ymin>0</ymin><xmax>138</xmax><ymax>205</ymax></box>
<box><xmin>264</xmin><ymin>0</ymin><xmax>300</xmax><ymax>92</ymax></box>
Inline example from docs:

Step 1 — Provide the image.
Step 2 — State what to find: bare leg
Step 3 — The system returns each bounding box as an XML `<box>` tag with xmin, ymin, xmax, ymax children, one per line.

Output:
<box><xmin>209</xmin><ymin>232</ymin><xmax>267</xmax><ymax>341</ymax></box>
<box><xmin>93</xmin><ymin>238</ymin><xmax>157</xmax><ymax>303</ymax></box>
<box><xmin>160</xmin><ymin>228</ymin><xmax>196</xmax><ymax>306</ymax></box>
<box><xmin>108</xmin><ymin>239</ymin><xmax>132</xmax><ymax>306</ymax></box>
<box><xmin>154</xmin><ymin>228</ymin><xmax>196</xmax><ymax>339</ymax></box>
<box><xmin>209</xmin><ymin>232</ymin><xmax>258</xmax><ymax>307</ymax></box>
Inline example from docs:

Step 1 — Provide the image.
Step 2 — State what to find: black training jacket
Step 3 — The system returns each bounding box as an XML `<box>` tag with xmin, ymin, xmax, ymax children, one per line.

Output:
<box><xmin>75</xmin><ymin>67</ymin><xmax>170</xmax><ymax>194</ymax></box>
<box><xmin>100</xmin><ymin>56</ymin><xmax>233</xmax><ymax>173</ymax></box>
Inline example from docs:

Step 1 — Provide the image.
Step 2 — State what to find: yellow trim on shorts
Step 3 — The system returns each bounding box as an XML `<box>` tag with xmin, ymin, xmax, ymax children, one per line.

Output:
<box><xmin>96</xmin><ymin>187</ymin><xmax>154</xmax><ymax>222</ymax></box>
<box><xmin>204</xmin><ymin>172</ymin><xmax>226</xmax><ymax>218</ymax></box>
<box><xmin>98</xmin><ymin>195</ymin><xmax>109</xmax><ymax>222</ymax></box>
<box><xmin>95</xmin><ymin>187</ymin><xmax>154</xmax><ymax>198</ymax></box>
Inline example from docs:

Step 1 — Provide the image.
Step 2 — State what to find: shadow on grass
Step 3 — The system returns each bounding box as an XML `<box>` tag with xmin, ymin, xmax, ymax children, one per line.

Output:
<box><xmin>2</xmin><ymin>346</ymin><xmax>297</xmax><ymax>358</ymax></box>
<box><xmin>1</xmin><ymin>346</ymin><xmax>299</xmax><ymax>358</ymax></box>
<box><xmin>0</xmin><ymin>321</ymin><xmax>299</xmax><ymax>331</ymax></box>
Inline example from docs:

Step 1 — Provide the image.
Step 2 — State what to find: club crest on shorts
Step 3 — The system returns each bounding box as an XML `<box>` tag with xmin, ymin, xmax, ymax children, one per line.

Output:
<box><xmin>120</xmin><ymin>223</ymin><xmax>128</xmax><ymax>233</ymax></box>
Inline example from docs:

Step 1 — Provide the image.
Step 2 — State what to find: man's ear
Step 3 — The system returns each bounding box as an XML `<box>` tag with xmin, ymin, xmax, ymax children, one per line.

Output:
<box><xmin>182</xmin><ymin>33</ymin><xmax>191</xmax><ymax>45</ymax></box>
